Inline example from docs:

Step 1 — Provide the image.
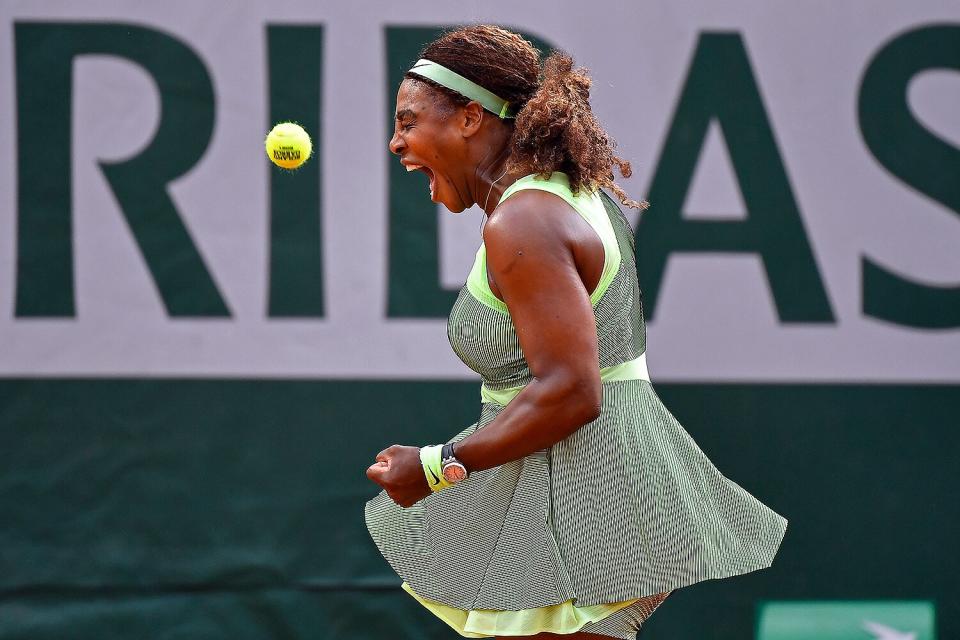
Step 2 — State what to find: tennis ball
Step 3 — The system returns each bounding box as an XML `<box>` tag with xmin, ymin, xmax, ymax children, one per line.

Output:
<box><xmin>265</xmin><ymin>122</ymin><xmax>312</xmax><ymax>170</ymax></box>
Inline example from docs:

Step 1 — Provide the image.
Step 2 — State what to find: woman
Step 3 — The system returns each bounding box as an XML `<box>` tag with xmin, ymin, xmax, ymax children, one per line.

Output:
<box><xmin>365</xmin><ymin>25</ymin><xmax>787</xmax><ymax>640</ymax></box>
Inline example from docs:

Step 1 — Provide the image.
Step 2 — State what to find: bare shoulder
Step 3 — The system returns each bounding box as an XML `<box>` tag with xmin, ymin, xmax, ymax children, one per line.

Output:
<box><xmin>482</xmin><ymin>185</ymin><xmax>594</xmax><ymax>314</ymax></box>
<box><xmin>483</xmin><ymin>188</ymin><xmax>575</xmax><ymax>256</ymax></box>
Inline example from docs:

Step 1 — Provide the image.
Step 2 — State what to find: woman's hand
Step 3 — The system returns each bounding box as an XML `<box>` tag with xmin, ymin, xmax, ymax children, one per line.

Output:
<box><xmin>366</xmin><ymin>445</ymin><xmax>432</xmax><ymax>508</ymax></box>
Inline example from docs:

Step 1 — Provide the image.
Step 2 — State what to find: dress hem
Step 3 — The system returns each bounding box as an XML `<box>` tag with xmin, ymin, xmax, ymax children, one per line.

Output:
<box><xmin>401</xmin><ymin>581</ymin><xmax>639</xmax><ymax>638</ymax></box>
<box><xmin>369</xmin><ymin>509</ymin><xmax>788</xmax><ymax>613</ymax></box>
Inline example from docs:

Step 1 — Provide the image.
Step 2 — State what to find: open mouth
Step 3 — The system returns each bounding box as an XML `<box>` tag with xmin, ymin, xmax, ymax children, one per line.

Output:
<box><xmin>404</xmin><ymin>162</ymin><xmax>437</xmax><ymax>201</ymax></box>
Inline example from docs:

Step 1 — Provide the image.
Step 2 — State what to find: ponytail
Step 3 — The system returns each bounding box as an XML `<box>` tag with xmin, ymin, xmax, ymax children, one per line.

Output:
<box><xmin>509</xmin><ymin>53</ymin><xmax>646</xmax><ymax>209</ymax></box>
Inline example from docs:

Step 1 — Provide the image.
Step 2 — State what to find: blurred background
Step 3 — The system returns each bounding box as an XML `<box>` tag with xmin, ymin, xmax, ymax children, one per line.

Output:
<box><xmin>1</xmin><ymin>1</ymin><xmax>957</xmax><ymax>638</ymax></box>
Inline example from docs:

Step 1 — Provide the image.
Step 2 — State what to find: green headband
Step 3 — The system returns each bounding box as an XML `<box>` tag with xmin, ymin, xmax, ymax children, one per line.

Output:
<box><xmin>409</xmin><ymin>58</ymin><xmax>515</xmax><ymax>119</ymax></box>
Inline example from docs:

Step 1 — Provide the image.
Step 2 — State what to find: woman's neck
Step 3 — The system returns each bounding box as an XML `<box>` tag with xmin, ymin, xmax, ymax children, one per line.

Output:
<box><xmin>470</xmin><ymin>126</ymin><xmax>521</xmax><ymax>215</ymax></box>
<box><xmin>478</xmin><ymin>156</ymin><xmax>528</xmax><ymax>216</ymax></box>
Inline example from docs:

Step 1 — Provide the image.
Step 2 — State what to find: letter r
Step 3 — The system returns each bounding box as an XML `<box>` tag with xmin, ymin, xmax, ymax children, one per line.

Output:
<box><xmin>14</xmin><ymin>22</ymin><xmax>229</xmax><ymax>317</ymax></box>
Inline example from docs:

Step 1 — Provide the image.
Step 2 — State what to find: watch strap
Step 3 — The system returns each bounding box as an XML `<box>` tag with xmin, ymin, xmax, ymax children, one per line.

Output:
<box><xmin>440</xmin><ymin>442</ymin><xmax>469</xmax><ymax>482</ymax></box>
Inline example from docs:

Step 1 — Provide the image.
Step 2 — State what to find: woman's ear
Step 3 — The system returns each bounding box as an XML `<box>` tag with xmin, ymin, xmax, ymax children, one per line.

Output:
<box><xmin>461</xmin><ymin>101</ymin><xmax>485</xmax><ymax>138</ymax></box>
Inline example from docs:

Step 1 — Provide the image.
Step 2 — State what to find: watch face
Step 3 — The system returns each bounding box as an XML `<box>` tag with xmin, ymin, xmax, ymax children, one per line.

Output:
<box><xmin>442</xmin><ymin>462</ymin><xmax>468</xmax><ymax>483</ymax></box>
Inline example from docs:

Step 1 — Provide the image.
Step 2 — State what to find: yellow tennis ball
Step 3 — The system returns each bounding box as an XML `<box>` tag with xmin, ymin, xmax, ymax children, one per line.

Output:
<box><xmin>265</xmin><ymin>122</ymin><xmax>312</xmax><ymax>170</ymax></box>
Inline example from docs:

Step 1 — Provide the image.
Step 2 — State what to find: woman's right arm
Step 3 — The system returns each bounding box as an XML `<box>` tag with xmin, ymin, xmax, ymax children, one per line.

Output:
<box><xmin>452</xmin><ymin>191</ymin><xmax>603</xmax><ymax>473</ymax></box>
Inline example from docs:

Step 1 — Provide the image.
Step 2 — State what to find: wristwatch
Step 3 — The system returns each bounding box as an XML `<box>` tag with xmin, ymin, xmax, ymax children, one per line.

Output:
<box><xmin>441</xmin><ymin>443</ymin><xmax>469</xmax><ymax>484</ymax></box>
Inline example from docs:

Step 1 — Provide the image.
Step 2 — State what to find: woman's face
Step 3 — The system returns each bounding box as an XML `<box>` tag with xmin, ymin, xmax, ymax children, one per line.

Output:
<box><xmin>389</xmin><ymin>79</ymin><xmax>472</xmax><ymax>212</ymax></box>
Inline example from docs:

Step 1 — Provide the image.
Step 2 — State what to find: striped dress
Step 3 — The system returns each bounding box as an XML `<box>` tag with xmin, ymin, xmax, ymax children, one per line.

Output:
<box><xmin>365</xmin><ymin>173</ymin><xmax>788</xmax><ymax>639</ymax></box>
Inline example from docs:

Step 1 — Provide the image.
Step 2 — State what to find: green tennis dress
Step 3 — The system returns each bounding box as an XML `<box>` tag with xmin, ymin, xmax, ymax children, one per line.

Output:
<box><xmin>365</xmin><ymin>173</ymin><xmax>788</xmax><ymax>639</ymax></box>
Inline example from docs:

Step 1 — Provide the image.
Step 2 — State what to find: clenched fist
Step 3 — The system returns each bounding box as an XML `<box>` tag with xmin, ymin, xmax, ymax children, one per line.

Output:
<box><xmin>366</xmin><ymin>444</ymin><xmax>432</xmax><ymax>508</ymax></box>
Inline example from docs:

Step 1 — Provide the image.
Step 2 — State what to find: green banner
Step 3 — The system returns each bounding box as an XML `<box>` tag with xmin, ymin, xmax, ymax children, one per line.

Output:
<box><xmin>758</xmin><ymin>601</ymin><xmax>937</xmax><ymax>640</ymax></box>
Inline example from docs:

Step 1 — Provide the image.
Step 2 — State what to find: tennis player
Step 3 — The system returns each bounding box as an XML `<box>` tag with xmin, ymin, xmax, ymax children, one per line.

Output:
<box><xmin>365</xmin><ymin>25</ymin><xmax>787</xmax><ymax>639</ymax></box>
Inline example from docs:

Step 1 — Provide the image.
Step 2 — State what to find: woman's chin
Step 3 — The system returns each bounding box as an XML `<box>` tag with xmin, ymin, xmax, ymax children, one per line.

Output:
<box><xmin>439</xmin><ymin>200</ymin><xmax>470</xmax><ymax>214</ymax></box>
<box><xmin>434</xmin><ymin>191</ymin><xmax>469</xmax><ymax>213</ymax></box>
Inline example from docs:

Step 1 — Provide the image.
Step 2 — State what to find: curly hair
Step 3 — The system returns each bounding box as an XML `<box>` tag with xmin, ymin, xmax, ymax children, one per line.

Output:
<box><xmin>406</xmin><ymin>25</ymin><xmax>646</xmax><ymax>209</ymax></box>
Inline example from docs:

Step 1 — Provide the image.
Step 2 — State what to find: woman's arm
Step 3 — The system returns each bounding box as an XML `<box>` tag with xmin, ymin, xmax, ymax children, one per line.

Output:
<box><xmin>366</xmin><ymin>190</ymin><xmax>604</xmax><ymax>506</ymax></box>
<box><xmin>453</xmin><ymin>190</ymin><xmax>603</xmax><ymax>472</ymax></box>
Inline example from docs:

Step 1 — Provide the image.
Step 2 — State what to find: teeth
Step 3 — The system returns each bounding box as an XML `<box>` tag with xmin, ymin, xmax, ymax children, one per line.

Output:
<box><xmin>405</xmin><ymin>164</ymin><xmax>422</xmax><ymax>172</ymax></box>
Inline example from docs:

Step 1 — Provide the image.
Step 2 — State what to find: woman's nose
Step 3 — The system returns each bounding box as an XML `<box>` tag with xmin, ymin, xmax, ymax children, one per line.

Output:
<box><xmin>389</xmin><ymin>131</ymin><xmax>404</xmax><ymax>156</ymax></box>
